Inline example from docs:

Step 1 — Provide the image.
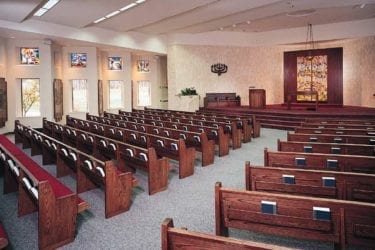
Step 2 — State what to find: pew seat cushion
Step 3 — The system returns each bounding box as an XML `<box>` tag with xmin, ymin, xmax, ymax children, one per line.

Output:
<box><xmin>0</xmin><ymin>135</ymin><xmax>72</xmax><ymax>198</ymax></box>
<box><xmin>0</xmin><ymin>223</ymin><xmax>9</xmax><ymax>249</ymax></box>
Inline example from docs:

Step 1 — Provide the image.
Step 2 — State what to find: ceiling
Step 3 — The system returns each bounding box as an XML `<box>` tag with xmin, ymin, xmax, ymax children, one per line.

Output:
<box><xmin>0</xmin><ymin>0</ymin><xmax>374</xmax><ymax>35</ymax></box>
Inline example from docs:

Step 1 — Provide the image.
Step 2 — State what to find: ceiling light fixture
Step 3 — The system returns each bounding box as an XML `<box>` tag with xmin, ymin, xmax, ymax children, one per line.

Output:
<box><xmin>93</xmin><ymin>0</ymin><xmax>146</xmax><ymax>24</ymax></box>
<box><xmin>286</xmin><ymin>9</ymin><xmax>316</xmax><ymax>17</ymax></box>
<box><xmin>360</xmin><ymin>3</ymin><xmax>366</xmax><ymax>8</ymax></box>
<box><xmin>33</xmin><ymin>0</ymin><xmax>60</xmax><ymax>17</ymax></box>
<box><xmin>105</xmin><ymin>10</ymin><xmax>120</xmax><ymax>18</ymax></box>
<box><xmin>120</xmin><ymin>3</ymin><xmax>137</xmax><ymax>11</ymax></box>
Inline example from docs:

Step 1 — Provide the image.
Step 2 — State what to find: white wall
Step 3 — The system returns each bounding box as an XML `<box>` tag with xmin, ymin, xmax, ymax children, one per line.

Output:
<box><xmin>0</xmin><ymin>38</ymin><xmax>53</xmax><ymax>134</ymax></box>
<box><xmin>132</xmin><ymin>55</ymin><xmax>166</xmax><ymax>110</ymax></box>
<box><xmin>61</xmin><ymin>46</ymin><xmax>98</xmax><ymax>120</ymax></box>
<box><xmin>0</xmin><ymin>37</ymin><xmax>6</xmax><ymax>77</ymax></box>
<box><xmin>101</xmin><ymin>50</ymin><xmax>132</xmax><ymax>113</ymax></box>
<box><xmin>167</xmin><ymin>36</ymin><xmax>375</xmax><ymax>109</ymax></box>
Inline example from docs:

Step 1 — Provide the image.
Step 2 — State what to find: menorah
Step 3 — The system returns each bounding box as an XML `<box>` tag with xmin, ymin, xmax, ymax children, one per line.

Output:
<box><xmin>211</xmin><ymin>63</ymin><xmax>228</xmax><ymax>76</ymax></box>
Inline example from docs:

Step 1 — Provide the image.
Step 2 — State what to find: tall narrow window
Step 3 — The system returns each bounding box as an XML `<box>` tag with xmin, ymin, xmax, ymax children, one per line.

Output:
<box><xmin>109</xmin><ymin>80</ymin><xmax>123</xmax><ymax>109</ymax></box>
<box><xmin>21</xmin><ymin>79</ymin><xmax>40</xmax><ymax>117</ymax></box>
<box><xmin>72</xmin><ymin>79</ymin><xmax>88</xmax><ymax>112</ymax></box>
<box><xmin>138</xmin><ymin>81</ymin><xmax>151</xmax><ymax>106</ymax></box>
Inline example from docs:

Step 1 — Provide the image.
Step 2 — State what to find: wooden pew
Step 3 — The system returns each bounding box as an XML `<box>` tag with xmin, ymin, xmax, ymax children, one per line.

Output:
<box><xmin>245</xmin><ymin>161</ymin><xmax>375</xmax><ymax>203</ymax></box>
<box><xmin>118</xmin><ymin>110</ymin><xmax>243</xmax><ymax>149</ymax></box>
<box><xmin>128</xmin><ymin>109</ymin><xmax>253</xmax><ymax>143</ymax></box>
<box><xmin>264</xmin><ymin>148</ymin><xmax>375</xmax><ymax>174</ymax></box>
<box><xmin>277</xmin><ymin>139</ymin><xmax>375</xmax><ymax>156</ymax></box>
<box><xmin>15</xmin><ymin>121</ymin><xmax>135</xmax><ymax>218</ymax></box>
<box><xmin>65</xmin><ymin>116</ymin><xmax>195</xmax><ymax>180</ymax></box>
<box><xmin>301</xmin><ymin>123</ymin><xmax>375</xmax><ymax>130</ymax></box>
<box><xmin>0</xmin><ymin>134</ymin><xmax>89</xmax><ymax>250</ymax></box>
<box><xmin>304</xmin><ymin>118</ymin><xmax>375</xmax><ymax>125</ymax></box>
<box><xmin>0</xmin><ymin>222</ymin><xmax>8</xmax><ymax>250</ymax></box>
<box><xmin>215</xmin><ymin>182</ymin><xmax>375</xmax><ymax>249</ymax></box>
<box><xmin>195</xmin><ymin>110</ymin><xmax>261</xmax><ymax>138</ymax></box>
<box><xmin>295</xmin><ymin>127</ymin><xmax>375</xmax><ymax>136</ymax></box>
<box><xmin>137</xmin><ymin>107</ymin><xmax>261</xmax><ymax>138</ymax></box>
<box><xmin>161</xmin><ymin>218</ymin><xmax>289</xmax><ymax>250</ymax></box>
<box><xmin>106</xmin><ymin>112</ymin><xmax>230</xmax><ymax>157</ymax></box>
<box><xmin>43</xmin><ymin>118</ymin><xmax>170</xmax><ymax>195</ymax></box>
<box><xmin>287</xmin><ymin>132</ymin><xmax>375</xmax><ymax>145</ymax></box>
<box><xmin>97</xmin><ymin>113</ymin><xmax>215</xmax><ymax>166</ymax></box>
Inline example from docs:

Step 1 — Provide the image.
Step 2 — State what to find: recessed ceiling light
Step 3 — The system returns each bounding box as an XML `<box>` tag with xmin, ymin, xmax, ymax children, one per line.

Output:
<box><xmin>92</xmin><ymin>0</ymin><xmax>146</xmax><ymax>25</ymax></box>
<box><xmin>34</xmin><ymin>8</ymin><xmax>48</xmax><ymax>16</ymax></box>
<box><xmin>286</xmin><ymin>9</ymin><xmax>316</xmax><ymax>17</ymax></box>
<box><xmin>33</xmin><ymin>0</ymin><xmax>60</xmax><ymax>17</ymax></box>
<box><xmin>246</xmin><ymin>20</ymin><xmax>251</xmax><ymax>24</ymax></box>
<box><xmin>360</xmin><ymin>3</ymin><xmax>366</xmax><ymax>8</ymax></box>
<box><xmin>219</xmin><ymin>27</ymin><xmax>224</xmax><ymax>31</ymax></box>
<box><xmin>120</xmin><ymin>3</ymin><xmax>137</xmax><ymax>11</ymax></box>
<box><xmin>42</xmin><ymin>0</ymin><xmax>60</xmax><ymax>10</ymax></box>
<box><xmin>105</xmin><ymin>10</ymin><xmax>120</xmax><ymax>18</ymax></box>
<box><xmin>232</xmin><ymin>24</ymin><xmax>237</xmax><ymax>28</ymax></box>
<box><xmin>9</xmin><ymin>36</ymin><xmax>15</xmax><ymax>39</ymax></box>
<box><xmin>94</xmin><ymin>17</ymin><xmax>106</xmax><ymax>24</ymax></box>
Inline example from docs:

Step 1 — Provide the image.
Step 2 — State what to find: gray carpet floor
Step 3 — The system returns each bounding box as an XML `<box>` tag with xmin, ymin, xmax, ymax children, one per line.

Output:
<box><xmin>0</xmin><ymin>128</ymin><xmax>338</xmax><ymax>249</ymax></box>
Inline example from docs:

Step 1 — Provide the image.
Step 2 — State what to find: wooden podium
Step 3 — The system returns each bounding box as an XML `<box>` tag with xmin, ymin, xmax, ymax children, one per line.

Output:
<box><xmin>249</xmin><ymin>89</ymin><xmax>266</xmax><ymax>109</ymax></box>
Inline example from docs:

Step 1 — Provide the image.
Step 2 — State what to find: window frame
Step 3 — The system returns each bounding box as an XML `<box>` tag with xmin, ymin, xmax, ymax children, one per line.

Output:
<box><xmin>137</xmin><ymin>80</ymin><xmax>151</xmax><ymax>107</ymax></box>
<box><xmin>71</xmin><ymin>79</ymin><xmax>88</xmax><ymax>112</ymax></box>
<box><xmin>108</xmin><ymin>80</ymin><xmax>124</xmax><ymax>109</ymax></box>
<box><xmin>21</xmin><ymin>78</ymin><xmax>41</xmax><ymax>117</ymax></box>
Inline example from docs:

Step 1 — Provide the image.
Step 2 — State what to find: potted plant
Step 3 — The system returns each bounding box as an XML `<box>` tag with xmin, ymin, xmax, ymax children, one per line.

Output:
<box><xmin>180</xmin><ymin>87</ymin><xmax>197</xmax><ymax>96</ymax></box>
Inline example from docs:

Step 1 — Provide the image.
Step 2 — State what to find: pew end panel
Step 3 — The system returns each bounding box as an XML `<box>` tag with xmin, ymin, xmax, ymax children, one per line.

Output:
<box><xmin>198</xmin><ymin>132</ymin><xmax>215</xmax><ymax>167</ymax></box>
<box><xmin>104</xmin><ymin>162</ymin><xmax>133</xmax><ymax>218</ymax></box>
<box><xmin>218</xmin><ymin>127</ymin><xmax>230</xmax><ymax>157</ymax></box>
<box><xmin>38</xmin><ymin>180</ymin><xmax>77</xmax><ymax>250</ymax></box>
<box><xmin>177</xmin><ymin>139</ymin><xmax>195</xmax><ymax>179</ymax></box>
<box><xmin>147</xmin><ymin>148</ymin><xmax>169</xmax><ymax>195</ymax></box>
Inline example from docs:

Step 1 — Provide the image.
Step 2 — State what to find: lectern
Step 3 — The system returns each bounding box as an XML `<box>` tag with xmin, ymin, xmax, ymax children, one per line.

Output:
<box><xmin>249</xmin><ymin>89</ymin><xmax>266</xmax><ymax>109</ymax></box>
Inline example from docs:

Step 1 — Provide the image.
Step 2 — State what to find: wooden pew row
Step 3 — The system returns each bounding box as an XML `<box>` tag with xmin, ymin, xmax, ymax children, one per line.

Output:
<box><xmin>245</xmin><ymin>162</ymin><xmax>375</xmax><ymax>203</ymax></box>
<box><xmin>105</xmin><ymin>112</ymin><xmax>230</xmax><ymax>157</ymax></box>
<box><xmin>91</xmin><ymin>113</ymin><xmax>215</xmax><ymax>166</ymax></box>
<box><xmin>0</xmin><ymin>223</ymin><xmax>8</xmax><ymax>250</ymax></box>
<box><xmin>15</xmin><ymin>121</ymin><xmax>135</xmax><ymax>218</ymax></box>
<box><xmin>287</xmin><ymin>132</ymin><xmax>375</xmax><ymax>145</ymax></box>
<box><xmin>0</xmin><ymin>134</ymin><xmax>88</xmax><ymax>250</ymax></box>
<box><xmin>119</xmin><ymin>110</ymin><xmax>243</xmax><ymax>149</ymax></box>
<box><xmin>136</xmin><ymin>108</ymin><xmax>261</xmax><ymax>138</ymax></box>
<box><xmin>264</xmin><ymin>148</ymin><xmax>375</xmax><ymax>174</ymax></box>
<box><xmin>295</xmin><ymin>127</ymin><xmax>375</xmax><ymax>136</ymax></box>
<box><xmin>194</xmin><ymin>110</ymin><xmax>260</xmax><ymax>138</ymax></box>
<box><xmin>301</xmin><ymin>122</ymin><xmax>375</xmax><ymax>130</ymax></box>
<box><xmin>304</xmin><ymin>118</ymin><xmax>375</xmax><ymax>125</ymax></box>
<box><xmin>118</xmin><ymin>111</ymin><xmax>242</xmax><ymax>148</ymax></box>
<box><xmin>161</xmin><ymin>218</ymin><xmax>290</xmax><ymax>250</ymax></box>
<box><xmin>64</xmin><ymin>116</ymin><xmax>195</xmax><ymax>179</ymax></box>
<box><xmin>215</xmin><ymin>182</ymin><xmax>375</xmax><ymax>249</ymax></box>
<box><xmin>42</xmin><ymin>119</ymin><xmax>170</xmax><ymax>195</ymax></box>
<box><xmin>277</xmin><ymin>139</ymin><xmax>375</xmax><ymax>156</ymax></box>
<box><xmin>129</xmin><ymin>108</ymin><xmax>253</xmax><ymax>144</ymax></box>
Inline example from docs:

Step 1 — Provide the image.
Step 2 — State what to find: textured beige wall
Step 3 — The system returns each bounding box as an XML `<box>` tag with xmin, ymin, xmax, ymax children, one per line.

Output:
<box><xmin>168</xmin><ymin>36</ymin><xmax>375</xmax><ymax>109</ymax></box>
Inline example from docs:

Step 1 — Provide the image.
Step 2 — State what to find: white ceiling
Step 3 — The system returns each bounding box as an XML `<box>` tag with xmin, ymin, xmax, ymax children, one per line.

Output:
<box><xmin>1</xmin><ymin>0</ymin><xmax>374</xmax><ymax>35</ymax></box>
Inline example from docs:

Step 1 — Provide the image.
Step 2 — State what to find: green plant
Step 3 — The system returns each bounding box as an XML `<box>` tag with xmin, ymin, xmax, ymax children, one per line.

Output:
<box><xmin>180</xmin><ymin>87</ymin><xmax>197</xmax><ymax>96</ymax></box>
